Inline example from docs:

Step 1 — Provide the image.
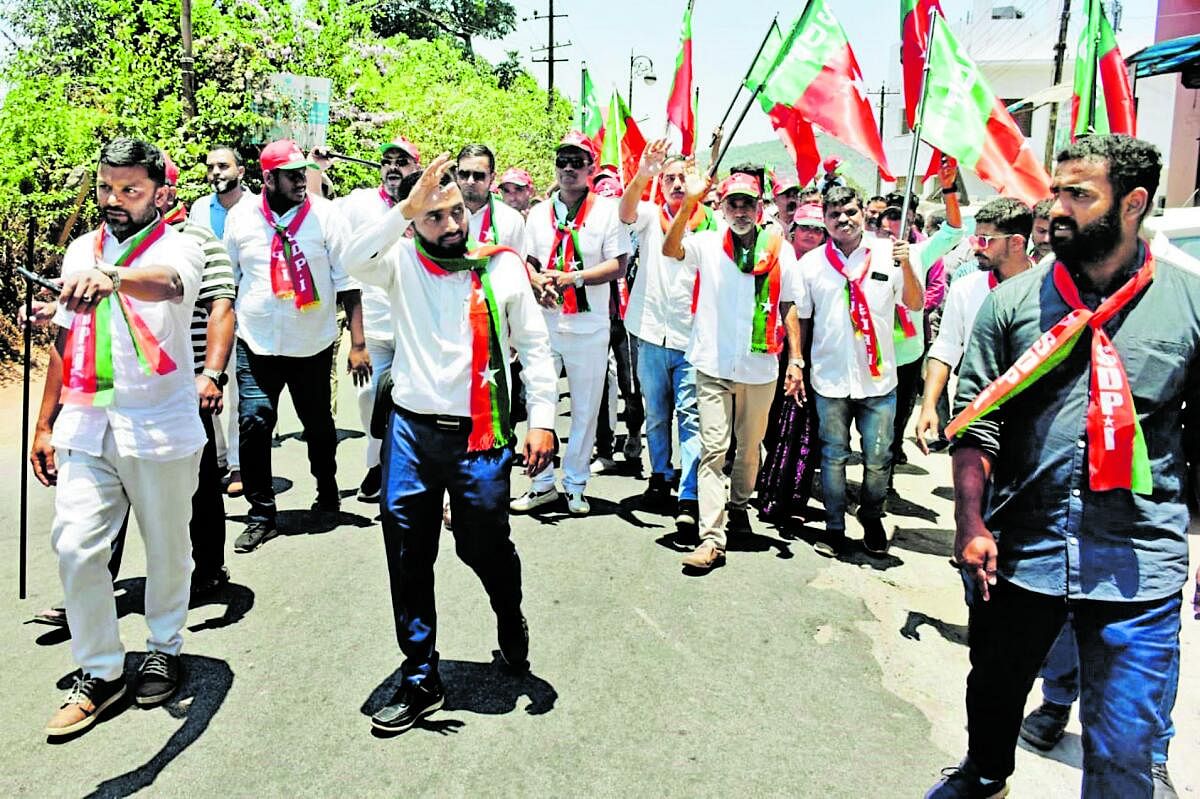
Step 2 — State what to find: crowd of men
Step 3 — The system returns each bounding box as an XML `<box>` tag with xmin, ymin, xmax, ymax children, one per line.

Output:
<box><xmin>22</xmin><ymin>128</ymin><xmax>1198</xmax><ymax>799</ymax></box>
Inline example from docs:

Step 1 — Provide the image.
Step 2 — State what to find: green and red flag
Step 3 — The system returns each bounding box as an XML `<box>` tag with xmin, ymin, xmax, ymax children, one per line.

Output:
<box><xmin>745</xmin><ymin>19</ymin><xmax>820</xmax><ymax>186</ymax></box>
<box><xmin>1071</xmin><ymin>0</ymin><xmax>1136</xmax><ymax>140</ymax></box>
<box><xmin>758</xmin><ymin>0</ymin><xmax>893</xmax><ymax>181</ymax></box>
<box><xmin>901</xmin><ymin>0</ymin><xmax>948</xmax><ymax>181</ymax></box>
<box><xmin>665</xmin><ymin>0</ymin><xmax>696</xmax><ymax>155</ymax></box>
<box><xmin>600</xmin><ymin>89</ymin><xmax>647</xmax><ymax>183</ymax></box>
<box><xmin>574</xmin><ymin>66</ymin><xmax>605</xmax><ymax>152</ymax></box>
<box><xmin>918</xmin><ymin>14</ymin><xmax>1050</xmax><ymax>207</ymax></box>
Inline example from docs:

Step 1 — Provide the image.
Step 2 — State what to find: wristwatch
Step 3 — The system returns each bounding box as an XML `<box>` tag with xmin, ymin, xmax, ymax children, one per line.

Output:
<box><xmin>788</xmin><ymin>357</ymin><xmax>806</xmax><ymax>369</ymax></box>
<box><xmin>202</xmin><ymin>368</ymin><xmax>228</xmax><ymax>388</ymax></box>
<box><xmin>97</xmin><ymin>264</ymin><xmax>121</xmax><ymax>293</ymax></box>
<box><xmin>572</xmin><ymin>272</ymin><xmax>585</xmax><ymax>289</ymax></box>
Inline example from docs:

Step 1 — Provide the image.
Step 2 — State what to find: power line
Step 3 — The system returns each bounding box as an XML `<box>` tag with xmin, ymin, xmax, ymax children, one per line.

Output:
<box><xmin>527</xmin><ymin>0</ymin><xmax>570</xmax><ymax>113</ymax></box>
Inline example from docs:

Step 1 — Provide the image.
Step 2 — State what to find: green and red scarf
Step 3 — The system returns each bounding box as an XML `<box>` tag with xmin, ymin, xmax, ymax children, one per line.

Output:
<box><xmin>659</xmin><ymin>201</ymin><xmax>715</xmax><ymax>234</ymax></box>
<box><xmin>826</xmin><ymin>239</ymin><xmax>885</xmax><ymax>378</ymax></box>
<box><xmin>549</xmin><ymin>192</ymin><xmax>595</xmax><ymax>313</ymax></box>
<box><xmin>61</xmin><ymin>220</ymin><xmax>178</xmax><ymax>406</ymax></box>
<box><xmin>474</xmin><ymin>194</ymin><xmax>502</xmax><ymax>248</ymax></box>
<box><xmin>413</xmin><ymin>239</ymin><xmax>515</xmax><ymax>452</ymax></box>
<box><xmin>378</xmin><ymin>185</ymin><xmax>396</xmax><ymax>209</ymax></box>
<box><xmin>163</xmin><ymin>203</ymin><xmax>187</xmax><ymax>226</ymax></box>
<box><xmin>261</xmin><ymin>193</ymin><xmax>319</xmax><ymax>311</ymax></box>
<box><xmin>689</xmin><ymin>227</ymin><xmax>784</xmax><ymax>354</ymax></box>
<box><xmin>946</xmin><ymin>248</ymin><xmax>1155</xmax><ymax>494</ymax></box>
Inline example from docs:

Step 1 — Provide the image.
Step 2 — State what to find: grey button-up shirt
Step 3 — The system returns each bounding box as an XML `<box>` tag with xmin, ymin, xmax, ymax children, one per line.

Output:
<box><xmin>953</xmin><ymin>237</ymin><xmax>1200</xmax><ymax>602</ymax></box>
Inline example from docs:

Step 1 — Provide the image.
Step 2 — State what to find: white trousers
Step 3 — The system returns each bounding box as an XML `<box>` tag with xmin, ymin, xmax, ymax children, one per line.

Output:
<box><xmin>532</xmin><ymin>327</ymin><xmax>608</xmax><ymax>494</ymax></box>
<box><xmin>214</xmin><ymin>357</ymin><xmax>240</xmax><ymax>471</ymax></box>
<box><xmin>356</xmin><ymin>337</ymin><xmax>396</xmax><ymax>470</ymax></box>
<box><xmin>51</xmin><ymin>429</ymin><xmax>201</xmax><ymax>681</ymax></box>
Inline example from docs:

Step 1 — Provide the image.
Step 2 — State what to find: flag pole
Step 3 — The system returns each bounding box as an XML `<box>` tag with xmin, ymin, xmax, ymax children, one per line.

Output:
<box><xmin>714</xmin><ymin>14</ymin><xmax>779</xmax><ymax>138</ymax></box>
<box><xmin>899</xmin><ymin>8</ymin><xmax>939</xmax><ymax>243</ymax></box>
<box><xmin>18</xmin><ymin>270</ymin><xmax>32</xmax><ymax>600</ymax></box>
<box><xmin>708</xmin><ymin>84</ymin><xmax>762</xmax><ymax>177</ymax></box>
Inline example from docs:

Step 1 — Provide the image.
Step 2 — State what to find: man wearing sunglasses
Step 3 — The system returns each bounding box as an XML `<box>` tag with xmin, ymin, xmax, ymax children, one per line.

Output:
<box><xmin>513</xmin><ymin>131</ymin><xmax>631</xmax><ymax>516</ymax></box>
<box><xmin>455</xmin><ymin>144</ymin><xmax>526</xmax><ymax>256</ymax></box>
<box><xmin>337</xmin><ymin>134</ymin><xmax>422</xmax><ymax>505</ymax></box>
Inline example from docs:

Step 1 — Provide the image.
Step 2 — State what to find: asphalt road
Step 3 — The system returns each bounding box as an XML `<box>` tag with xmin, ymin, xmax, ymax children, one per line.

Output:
<box><xmin>0</xmin><ymin>352</ymin><xmax>1196</xmax><ymax>798</ymax></box>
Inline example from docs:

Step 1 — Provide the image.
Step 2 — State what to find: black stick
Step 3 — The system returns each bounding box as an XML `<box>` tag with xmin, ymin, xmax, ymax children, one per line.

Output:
<box><xmin>19</xmin><ymin>273</ymin><xmax>32</xmax><ymax>600</ymax></box>
<box><xmin>328</xmin><ymin>151</ymin><xmax>382</xmax><ymax>168</ymax></box>
<box><xmin>709</xmin><ymin>84</ymin><xmax>763</xmax><ymax>177</ymax></box>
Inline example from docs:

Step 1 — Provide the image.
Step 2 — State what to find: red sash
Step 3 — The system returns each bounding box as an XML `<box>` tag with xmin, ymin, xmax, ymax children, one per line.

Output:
<box><xmin>825</xmin><ymin>239</ymin><xmax>883</xmax><ymax>378</ymax></box>
<box><xmin>261</xmin><ymin>194</ymin><xmax>319</xmax><ymax>311</ymax></box>
<box><xmin>549</xmin><ymin>193</ymin><xmax>595</xmax><ymax>313</ymax></box>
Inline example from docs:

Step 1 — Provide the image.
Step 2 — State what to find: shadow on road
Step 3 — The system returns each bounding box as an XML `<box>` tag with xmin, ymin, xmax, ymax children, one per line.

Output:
<box><xmin>514</xmin><ymin>495</ymin><xmax>656</xmax><ymax>530</ymax></box>
<box><xmin>891</xmin><ymin>526</ymin><xmax>955</xmax><ymax>558</ymax></box>
<box><xmin>227</xmin><ymin>508</ymin><xmax>374</xmax><ymax>536</ymax></box>
<box><xmin>900</xmin><ymin>610</ymin><xmax>968</xmax><ymax>646</ymax></box>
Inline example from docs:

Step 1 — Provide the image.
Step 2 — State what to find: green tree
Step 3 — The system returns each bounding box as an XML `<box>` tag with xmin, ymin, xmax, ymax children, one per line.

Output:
<box><xmin>370</xmin><ymin>0</ymin><xmax>517</xmax><ymax>56</ymax></box>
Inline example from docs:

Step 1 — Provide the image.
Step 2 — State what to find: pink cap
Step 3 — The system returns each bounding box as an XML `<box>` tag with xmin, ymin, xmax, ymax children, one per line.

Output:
<box><xmin>162</xmin><ymin>152</ymin><xmax>180</xmax><ymax>186</ymax></box>
<box><xmin>260</xmin><ymin>139</ymin><xmax>319</xmax><ymax>172</ymax></box>
<box><xmin>771</xmin><ymin>170</ymin><xmax>799</xmax><ymax>192</ymax></box>
<box><xmin>557</xmin><ymin>130</ymin><xmax>597</xmax><ymax>161</ymax></box>
<box><xmin>792</xmin><ymin>203</ymin><xmax>825</xmax><ymax>228</ymax></box>
<box><xmin>379</xmin><ymin>135</ymin><xmax>420</xmax><ymax>162</ymax></box>
<box><xmin>593</xmin><ymin>176</ymin><xmax>623</xmax><ymax>198</ymax></box>
<box><xmin>718</xmin><ymin>173</ymin><xmax>761</xmax><ymax>200</ymax></box>
<box><xmin>498</xmin><ymin>167</ymin><xmax>533</xmax><ymax>188</ymax></box>
<box><xmin>822</xmin><ymin>156</ymin><xmax>842</xmax><ymax>173</ymax></box>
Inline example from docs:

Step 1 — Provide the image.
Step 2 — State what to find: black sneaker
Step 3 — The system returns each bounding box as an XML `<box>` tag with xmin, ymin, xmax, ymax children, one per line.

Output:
<box><xmin>814</xmin><ymin>531</ymin><xmax>848</xmax><ymax>558</ymax></box>
<box><xmin>234</xmin><ymin>522</ymin><xmax>277</xmax><ymax>553</ymax></box>
<box><xmin>312</xmin><ymin>493</ymin><xmax>341</xmax><ymax>513</ymax></box>
<box><xmin>190</xmin><ymin>566</ymin><xmax>230</xmax><ymax>598</ymax></box>
<box><xmin>859</xmin><ymin>514</ymin><xmax>889</xmax><ymax>556</ymax></box>
<box><xmin>925</xmin><ymin>758</ymin><xmax>1009</xmax><ymax>798</ymax></box>
<box><xmin>1152</xmin><ymin>762</ymin><xmax>1178</xmax><ymax>799</ymax></box>
<box><xmin>1019</xmin><ymin>700</ymin><xmax>1071</xmax><ymax>750</ymax></box>
<box><xmin>371</xmin><ymin>677</ymin><xmax>445</xmax><ymax>735</ymax></box>
<box><xmin>727</xmin><ymin>505</ymin><xmax>752</xmax><ymax>535</ymax></box>
<box><xmin>497</xmin><ymin>612</ymin><xmax>530</xmax><ymax>673</ymax></box>
<box><xmin>135</xmin><ymin>651</ymin><xmax>181</xmax><ymax>707</ymax></box>
<box><xmin>357</xmin><ymin>466</ymin><xmax>382</xmax><ymax>502</ymax></box>
<box><xmin>642</xmin><ymin>474</ymin><xmax>675</xmax><ymax>511</ymax></box>
<box><xmin>675</xmin><ymin>499</ymin><xmax>699</xmax><ymax>534</ymax></box>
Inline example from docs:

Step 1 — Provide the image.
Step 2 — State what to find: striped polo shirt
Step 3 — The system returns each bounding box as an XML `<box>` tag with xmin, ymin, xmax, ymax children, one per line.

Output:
<box><xmin>172</xmin><ymin>218</ymin><xmax>236</xmax><ymax>372</ymax></box>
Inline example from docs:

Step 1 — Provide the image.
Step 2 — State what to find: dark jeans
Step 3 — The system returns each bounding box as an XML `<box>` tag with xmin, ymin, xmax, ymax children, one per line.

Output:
<box><xmin>380</xmin><ymin>408</ymin><xmax>523</xmax><ymax>686</ymax></box>
<box><xmin>966</xmin><ymin>578</ymin><xmax>1181</xmax><ymax>796</ymax></box>
<box><xmin>891</xmin><ymin>357</ymin><xmax>924</xmax><ymax>463</ymax></box>
<box><xmin>596</xmin><ymin>319</ymin><xmax>644</xmax><ymax>457</ymax></box>
<box><xmin>236</xmin><ymin>340</ymin><xmax>338</xmax><ymax>525</ymax></box>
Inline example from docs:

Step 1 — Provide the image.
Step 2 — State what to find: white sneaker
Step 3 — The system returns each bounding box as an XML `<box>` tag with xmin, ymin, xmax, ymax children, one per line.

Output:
<box><xmin>590</xmin><ymin>456</ymin><xmax>618</xmax><ymax>475</ymax></box>
<box><xmin>566</xmin><ymin>490</ymin><xmax>590</xmax><ymax>515</ymax></box>
<box><xmin>510</xmin><ymin>487</ymin><xmax>559</xmax><ymax>513</ymax></box>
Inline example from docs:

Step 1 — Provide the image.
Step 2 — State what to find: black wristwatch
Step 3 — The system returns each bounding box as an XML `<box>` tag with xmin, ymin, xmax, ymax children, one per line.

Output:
<box><xmin>202</xmin><ymin>368</ymin><xmax>228</xmax><ymax>388</ymax></box>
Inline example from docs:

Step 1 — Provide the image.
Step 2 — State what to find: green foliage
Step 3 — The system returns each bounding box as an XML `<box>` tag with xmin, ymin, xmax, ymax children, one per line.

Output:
<box><xmin>371</xmin><ymin>0</ymin><xmax>518</xmax><ymax>55</ymax></box>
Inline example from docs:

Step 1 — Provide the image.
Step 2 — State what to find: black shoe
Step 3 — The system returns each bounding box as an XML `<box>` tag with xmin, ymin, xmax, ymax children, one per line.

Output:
<box><xmin>311</xmin><ymin>494</ymin><xmax>341</xmax><ymax>513</ymax></box>
<box><xmin>371</xmin><ymin>677</ymin><xmax>445</xmax><ymax>735</ymax></box>
<box><xmin>726</xmin><ymin>505</ymin><xmax>752</xmax><ymax>535</ymax></box>
<box><xmin>1152</xmin><ymin>762</ymin><xmax>1178</xmax><ymax>799</ymax></box>
<box><xmin>357</xmin><ymin>466</ymin><xmax>382</xmax><ymax>502</ymax></box>
<box><xmin>642</xmin><ymin>474</ymin><xmax>675</xmax><ymax>511</ymax></box>
<box><xmin>675</xmin><ymin>499</ymin><xmax>699</xmax><ymax>533</ymax></box>
<box><xmin>894</xmin><ymin>449</ymin><xmax>909</xmax><ymax>466</ymax></box>
<box><xmin>859</xmin><ymin>514</ymin><xmax>889</xmax><ymax>556</ymax></box>
<box><xmin>814</xmin><ymin>531</ymin><xmax>848</xmax><ymax>558</ymax></box>
<box><xmin>925</xmin><ymin>758</ymin><xmax>1008</xmax><ymax>798</ymax></box>
<box><xmin>1019</xmin><ymin>700</ymin><xmax>1071</xmax><ymax>750</ymax></box>
<box><xmin>928</xmin><ymin>437</ymin><xmax>951</xmax><ymax>453</ymax></box>
<box><xmin>234</xmin><ymin>522</ymin><xmax>277</xmax><ymax>553</ymax></box>
<box><xmin>190</xmin><ymin>566</ymin><xmax>230</xmax><ymax>598</ymax></box>
<box><xmin>134</xmin><ymin>651</ymin><xmax>181</xmax><ymax>707</ymax></box>
<box><xmin>497</xmin><ymin>612</ymin><xmax>530</xmax><ymax>673</ymax></box>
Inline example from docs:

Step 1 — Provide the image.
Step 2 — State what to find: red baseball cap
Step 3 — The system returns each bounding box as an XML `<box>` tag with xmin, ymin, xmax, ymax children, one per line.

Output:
<box><xmin>379</xmin><ymin>135</ymin><xmax>420</xmax><ymax>162</ymax></box>
<box><xmin>771</xmin><ymin>170</ymin><xmax>799</xmax><ymax>193</ymax></box>
<box><xmin>718</xmin><ymin>173</ymin><xmax>761</xmax><ymax>200</ymax></box>
<box><xmin>260</xmin><ymin>139</ymin><xmax>319</xmax><ymax>172</ymax></box>
<box><xmin>793</xmin><ymin>203</ymin><xmax>825</xmax><ymax>228</ymax></box>
<box><xmin>556</xmin><ymin>131</ymin><xmax>597</xmax><ymax>161</ymax></box>
<box><xmin>822</xmin><ymin>156</ymin><xmax>842</xmax><ymax>173</ymax></box>
<box><xmin>593</xmin><ymin>176</ymin><xmax>623</xmax><ymax>198</ymax></box>
<box><xmin>498</xmin><ymin>167</ymin><xmax>533</xmax><ymax>188</ymax></box>
<box><xmin>162</xmin><ymin>152</ymin><xmax>180</xmax><ymax>186</ymax></box>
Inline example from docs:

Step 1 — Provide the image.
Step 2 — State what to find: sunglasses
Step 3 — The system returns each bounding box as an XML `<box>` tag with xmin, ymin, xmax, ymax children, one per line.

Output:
<box><xmin>456</xmin><ymin>169</ymin><xmax>490</xmax><ymax>183</ymax></box>
<box><xmin>969</xmin><ymin>233</ymin><xmax>1015</xmax><ymax>248</ymax></box>
<box><xmin>382</xmin><ymin>156</ymin><xmax>412</xmax><ymax>168</ymax></box>
<box><xmin>555</xmin><ymin>155</ymin><xmax>590</xmax><ymax>170</ymax></box>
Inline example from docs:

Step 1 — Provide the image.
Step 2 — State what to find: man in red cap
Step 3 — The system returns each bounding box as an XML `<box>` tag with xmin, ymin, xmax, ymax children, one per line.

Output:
<box><xmin>662</xmin><ymin>167</ymin><xmax>806</xmax><ymax>571</ymax></box>
<box><xmin>770</xmin><ymin>170</ymin><xmax>802</xmax><ymax>233</ymax></box>
<box><xmin>222</xmin><ymin>138</ymin><xmax>370</xmax><ymax>553</ymax></box>
<box><xmin>339</xmin><ymin>133</ymin><xmax>423</xmax><ymax>504</ymax></box>
<box><xmin>497</xmin><ymin>167</ymin><xmax>535</xmax><ymax>216</ymax></box>
<box><xmin>790</xmin><ymin>202</ymin><xmax>827</xmax><ymax>259</ymax></box>
<box><xmin>818</xmin><ymin>156</ymin><xmax>846</xmax><ymax>195</ymax></box>
<box><xmin>511</xmin><ymin>130</ymin><xmax>631</xmax><ymax>516</ymax></box>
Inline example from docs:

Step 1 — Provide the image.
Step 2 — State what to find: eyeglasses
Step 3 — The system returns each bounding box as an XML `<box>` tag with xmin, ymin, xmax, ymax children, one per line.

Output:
<box><xmin>382</xmin><ymin>156</ymin><xmax>412</xmax><ymax>168</ymax></box>
<box><xmin>555</xmin><ymin>155</ymin><xmax>590</xmax><ymax>170</ymax></box>
<box><xmin>969</xmin><ymin>233</ymin><xmax>1015</xmax><ymax>248</ymax></box>
<box><xmin>456</xmin><ymin>169</ymin><xmax>490</xmax><ymax>183</ymax></box>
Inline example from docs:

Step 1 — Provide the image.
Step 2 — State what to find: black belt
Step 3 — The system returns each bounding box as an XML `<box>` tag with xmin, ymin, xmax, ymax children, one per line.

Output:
<box><xmin>395</xmin><ymin>405</ymin><xmax>470</xmax><ymax>431</ymax></box>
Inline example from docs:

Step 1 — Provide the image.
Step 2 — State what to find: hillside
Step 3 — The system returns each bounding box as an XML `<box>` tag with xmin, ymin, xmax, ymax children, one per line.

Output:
<box><xmin>699</xmin><ymin>133</ymin><xmax>882</xmax><ymax>197</ymax></box>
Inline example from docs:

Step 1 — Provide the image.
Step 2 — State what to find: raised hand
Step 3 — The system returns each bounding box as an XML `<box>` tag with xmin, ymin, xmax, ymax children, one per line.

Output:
<box><xmin>938</xmin><ymin>154</ymin><xmax>959</xmax><ymax>191</ymax></box>
<box><xmin>683</xmin><ymin>163</ymin><xmax>712</xmax><ymax>205</ymax></box>
<box><xmin>637</xmin><ymin>139</ymin><xmax>670</xmax><ymax>180</ymax></box>
<box><xmin>400</xmin><ymin>153</ymin><xmax>455</xmax><ymax>220</ymax></box>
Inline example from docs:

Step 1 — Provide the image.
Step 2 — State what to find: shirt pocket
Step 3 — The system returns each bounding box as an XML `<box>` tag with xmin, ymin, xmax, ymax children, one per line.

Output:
<box><xmin>1124</xmin><ymin>338</ymin><xmax>1192</xmax><ymax>409</ymax></box>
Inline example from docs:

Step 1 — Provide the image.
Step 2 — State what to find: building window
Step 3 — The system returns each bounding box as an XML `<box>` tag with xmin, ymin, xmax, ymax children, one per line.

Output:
<box><xmin>1000</xmin><ymin>98</ymin><xmax>1034</xmax><ymax>137</ymax></box>
<box><xmin>991</xmin><ymin>4</ymin><xmax>1025</xmax><ymax>19</ymax></box>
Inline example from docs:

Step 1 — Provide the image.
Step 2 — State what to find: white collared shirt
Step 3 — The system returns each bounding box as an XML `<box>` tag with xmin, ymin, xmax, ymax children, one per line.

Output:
<box><xmin>673</xmin><ymin>229</ymin><xmax>803</xmax><ymax>385</ymax></box>
<box><xmin>51</xmin><ymin>224</ymin><xmax>206</xmax><ymax>461</ymax></box>
<box><xmin>797</xmin><ymin>235</ymin><xmax>916</xmax><ymax>399</ymax></box>
<box><xmin>624</xmin><ymin>201</ymin><xmax>705</xmax><ymax>351</ymax></box>
<box><xmin>469</xmin><ymin>198</ymin><xmax>527</xmax><ymax>258</ymax></box>
<box><xmin>223</xmin><ymin>193</ymin><xmax>355</xmax><ymax>357</ymax></box>
<box><xmin>524</xmin><ymin>192</ymin><xmax>631</xmax><ymax>336</ymax></box>
<box><xmin>928</xmin><ymin>268</ymin><xmax>997</xmax><ymax>370</ymax></box>
<box><xmin>188</xmin><ymin>190</ymin><xmax>258</xmax><ymax>240</ymax></box>
<box><xmin>343</xmin><ymin>202</ymin><xmax>558</xmax><ymax>430</ymax></box>
<box><xmin>338</xmin><ymin>187</ymin><xmax>396</xmax><ymax>341</ymax></box>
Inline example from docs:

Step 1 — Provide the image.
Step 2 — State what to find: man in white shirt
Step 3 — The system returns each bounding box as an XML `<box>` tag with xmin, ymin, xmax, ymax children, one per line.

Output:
<box><xmin>342</xmin><ymin>156</ymin><xmax>557</xmax><ymax>735</ymax></box>
<box><xmin>455</xmin><ymin>144</ymin><xmax>526</xmax><ymax>256</ymax></box>
<box><xmin>30</xmin><ymin>138</ymin><xmax>205</xmax><ymax>736</ymax></box>
<box><xmin>915</xmin><ymin>198</ymin><xmax>1034</xmax><ymax>452</ymax></box>
<box><xmin>663</xmin><ymin>170</ymin><xmax>806</xmax><ymax>571</ymax></box>
<box><xmin>796</xmin><ymin>186</ymin><xmax>924</xmax><ymax>557</ymax></box>
<box><xmin>511</xmin><ymin>131</ymin><xmax>631</xmax><ymax>515</ymax></box>
<box><xmin>222</xmin><ymin>139</ymin><xmax>370</xmax><ymax>553</ymax></box>
<box><xmin>619</xmin><ymin>139</ymin><xmax>716</xmax><ymax>529</ymax></box>
<box><xmin>338</xmin><ymin>134</ymin><xmax>423</xmax><ymax>503</ymax></box>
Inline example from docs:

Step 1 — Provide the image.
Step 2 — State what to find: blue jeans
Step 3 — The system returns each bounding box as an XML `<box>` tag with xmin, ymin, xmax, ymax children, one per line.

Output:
<box><xmin>635</xmin><ymin>339</ymin><xmax>700</xmax><ymax>501</ymax></box>
<box><xmin>966</xmin><ymin>578</ymin><xmax>1181</xmax><ymax>795</ymax></box>
<box><xmin>1039</xmin><ymin>617</ymin><xmax>1178</xmax><ymax>764</ymax></box>
<box><xmin>813</xmin><ymin>391</ymin><xmax>896</xmax><ymax>531</ymax></box>
<box><xmin>380</xmin><ymin>408</ymin><xmax>523</xmax><ymax>686</ymax></box>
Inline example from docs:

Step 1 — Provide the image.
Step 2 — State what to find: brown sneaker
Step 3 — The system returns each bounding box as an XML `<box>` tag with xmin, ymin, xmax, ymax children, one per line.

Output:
<box><xmin>681</xmin><ymin>541</ymin><xmax>725</xmax><ymax>570</ymax></box>
<box><xmin>225</xmin><ymin>470</ymin><xmax>243</xmax><ymax>498</ymax></box>
<box><xmin>45</xmin><ymin>673</ymin><xmax>126</xmax><ymax>738</ymax></box>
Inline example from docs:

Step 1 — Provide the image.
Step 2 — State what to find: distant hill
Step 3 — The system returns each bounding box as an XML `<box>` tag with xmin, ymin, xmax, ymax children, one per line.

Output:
<box><xmin>698</xmin><ymin>133</ymin><xmax>883</xmax><ymax>197</ymax></box>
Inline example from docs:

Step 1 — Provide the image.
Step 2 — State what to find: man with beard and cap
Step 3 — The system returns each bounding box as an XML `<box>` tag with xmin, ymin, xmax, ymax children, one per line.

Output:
<box><xmin>927</xmin><ymin>135</ymin><xmax>1191</xmax><ymax>799</ymax></box>
<box><xmin>341</xmin><ymin>155</ymin><xmax>557</xmax><ymax>735</ymax></box>
<box><xmin>795</xmin><ymin>185</ymin><xmax>925</xmax><ymax>558</ymax></box>
<box><xmin>31</xmin><ymin>138</ymin><xmax>205</xmax><ymax>735</ymax></box>
<box><xmin>770</xmin><ymin>171</ymin><xmax>802</xmax><ymax>232</ymax></box>
<box><xmin>619</xmin><ymin>140</ymin><xmax>716</xmax><ymax>529</ymax></box>
<box><xmin>222</xmin><ymin>139</ymin><xmax>370</xmax><ymax>553</ymax></box>
<box><xmin>455</xmin><ymin>144</ymin><xmax>526</xmax><ymax>255</ymax></box>
<box><xmin>663</xmin><ymin>168</ymin><xmax>806</xmax><ymax>571</ymax></box>
<box><xmin>511</xmin><ymin>131</ymin><xmax>631</xmax><ymax>516</ymax></box>
<box><xmin>338</xmin><ymin>134</ymin><xmax>423</xmax><ymax>504</ymax></box>
<box><xmin>497</xmin><ymin>167</ymin><xmax>536</xmax><ymax>216</ymax></box>
<box><xmin>863</xmin><ymin>194</ymin><xmax>888</xmax><ymax>234</ymax></box>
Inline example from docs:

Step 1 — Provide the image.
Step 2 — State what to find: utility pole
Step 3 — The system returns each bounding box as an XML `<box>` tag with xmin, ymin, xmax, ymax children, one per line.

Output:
<box><xmin>180</xmin><ymin>0</ymin><xmax>196</xmax><ymax>119</ymax></box>
<box><xmin>874</xmin><ymin>84</ymin><xmax>899</xmax><ymax>195</ymax></box>
<box><xmin>530</xmin><ymin>0</ymin><xmax>570</xmax><ymax>114</ymax></box>
<box><xmin>1043</xmin><ymin>0</ymin><xmax>1071</xmax><ymax>170</ymax></box>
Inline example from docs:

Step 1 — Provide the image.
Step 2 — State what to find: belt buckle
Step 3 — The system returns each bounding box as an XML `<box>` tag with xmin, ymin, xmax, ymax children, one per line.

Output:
<box><xmin>435</xmin><ymin>416</ymin><xmax>461</xmax><ymax>431</ymax></box>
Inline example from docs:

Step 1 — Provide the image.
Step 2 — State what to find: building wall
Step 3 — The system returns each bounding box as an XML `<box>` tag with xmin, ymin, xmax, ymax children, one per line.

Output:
<box><xmin>1156</xmin><ymin>0</ymin><xmax>1200</xmax><ymax>206</ymax></box>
